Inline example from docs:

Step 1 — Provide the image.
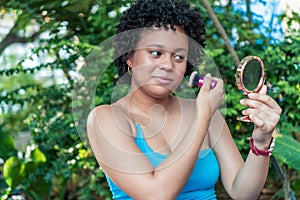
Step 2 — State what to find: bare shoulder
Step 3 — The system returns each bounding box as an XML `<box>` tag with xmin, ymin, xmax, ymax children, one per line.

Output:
<box><xmin>87</xmin><ymin>104</ymin><xmax>112</xmax><ymax>125</ymax></box>
<box><xmin>86</xmin><ymin>103</ymin><xmax>154</xmax><ymax>174</ymax></box>
<box><xmin>87</xmin><ymin>103</ymin><xmax>135</xmax><ymax>138</ymax></box>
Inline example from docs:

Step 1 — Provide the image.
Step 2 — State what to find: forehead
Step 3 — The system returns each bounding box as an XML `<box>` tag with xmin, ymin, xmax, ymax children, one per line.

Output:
<box><xmin>135</xmin><ymin>26</ymin><xmax>189</xmax><ymax>51</ymax></box>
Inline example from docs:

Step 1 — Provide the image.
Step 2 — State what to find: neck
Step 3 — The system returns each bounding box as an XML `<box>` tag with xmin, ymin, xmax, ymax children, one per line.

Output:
<box><xmin>125</xmin><ymin>88</ymin><xmax>173</xmax><ymax>125</ymax></box>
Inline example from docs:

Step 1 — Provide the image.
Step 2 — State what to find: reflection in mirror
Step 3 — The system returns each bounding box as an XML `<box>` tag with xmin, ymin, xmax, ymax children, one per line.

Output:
<box><xmin>243</xmin><ymin>59</ymin><xmax>262</xmax><ymax>91</ymax></box>
<box><xmin>236</xmin><ymin>56</ymin><xmax>265</xmax><ymax>122</ymax></box>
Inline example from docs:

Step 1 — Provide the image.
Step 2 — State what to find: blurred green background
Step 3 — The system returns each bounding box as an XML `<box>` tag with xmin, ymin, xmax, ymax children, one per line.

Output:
<box><xmin>0</xmin><ymin>0</ymin><xmax>299</xmax><ymax>199</ymax></box>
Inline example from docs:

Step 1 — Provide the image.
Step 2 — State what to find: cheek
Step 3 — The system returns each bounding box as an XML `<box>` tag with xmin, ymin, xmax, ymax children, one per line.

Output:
<box><xmin>174</xmin><ymin>64</ymin><xmax>187</xmax><ymax>84</ymax></box>
<box><xmin>132</xmin><ymin>54</ymin><xmax>157</xmax><ymax>74</ymax></box>
<box><xmin>180</xmin><ymin>66</ymin><xmax>187</xmax><ymax>75</ymax></box>
<box><xmin>131</xmin><ymin>63</ymin><xmax>156</xmax><ymax>85</ymax></box>
<box><xmin>174</xmin><ymin>72</ymin><xmax>185</xmax><ymax>85</ymax></box>
<box><xmin>176</xmin><ymin>63</ymin><xmax>187</xmax><ymax>76</ymax></box>
<box><xmin>133</xmin><ymin>61</ymin><xmax>157</xmax><ymax>74</ymax></box>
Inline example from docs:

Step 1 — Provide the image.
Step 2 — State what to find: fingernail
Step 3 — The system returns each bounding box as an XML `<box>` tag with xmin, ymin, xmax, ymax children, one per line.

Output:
<box><xmin>240</xmin><ymin>99</ymin><xmax>245</xmax><ymax>104</ymax></box>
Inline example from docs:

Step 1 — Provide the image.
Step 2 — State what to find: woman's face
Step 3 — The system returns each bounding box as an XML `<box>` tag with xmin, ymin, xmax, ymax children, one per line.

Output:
<box><xmin>127</xmin><ymin>25</ymin><xmax>189</xmax><ymax>98</ymax></box>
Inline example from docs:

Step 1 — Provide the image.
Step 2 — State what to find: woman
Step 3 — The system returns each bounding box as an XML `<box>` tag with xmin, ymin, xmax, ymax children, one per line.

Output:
<box><xmin>87</xmin><ymin>0</ymin><xmax>282</xmax><ymax>199</ymax></box>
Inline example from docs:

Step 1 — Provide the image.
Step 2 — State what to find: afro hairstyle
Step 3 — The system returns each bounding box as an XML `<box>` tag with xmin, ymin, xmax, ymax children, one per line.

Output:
<box><xmin>113</xmin><ymin>0</ymin><xmax>206</xmax><ymax>80</ymax></box>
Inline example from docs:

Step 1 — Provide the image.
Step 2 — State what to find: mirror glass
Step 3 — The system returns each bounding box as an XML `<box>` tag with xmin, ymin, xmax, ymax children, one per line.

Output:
<box><xmin>243</xmin><ymin>59</ymin><xmax>262</xmax><ymax>91</ymax></box>
<box><xmin>236</xmin><ymin>56</ymin><xmax>265</xmax><ymax>122</ymax></box>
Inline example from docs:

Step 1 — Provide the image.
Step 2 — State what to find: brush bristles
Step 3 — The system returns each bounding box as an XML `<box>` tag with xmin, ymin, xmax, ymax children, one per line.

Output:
<box><xmin>188</xmin><ymin>71</ymin><xmax>201</xmax><ymax>87</ymax></box>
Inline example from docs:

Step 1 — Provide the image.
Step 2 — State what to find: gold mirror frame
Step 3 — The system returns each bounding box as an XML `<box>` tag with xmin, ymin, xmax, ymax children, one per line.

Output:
<box><xmin>236</xmin><ymin>56</ymin><xmax>265</xmax><ymax>95</ymax></box>
<box><xmin>236</xmin><ymin>56</ymin><xmax>266</xmax><ymax>122</ymax></box>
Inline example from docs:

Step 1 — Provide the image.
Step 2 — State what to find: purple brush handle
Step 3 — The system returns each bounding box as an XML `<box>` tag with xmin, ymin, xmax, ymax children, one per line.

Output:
<box><xmin>198</xmin><ymin>77</ymin><xmax>217</xmax><ymax>89</ymax></box>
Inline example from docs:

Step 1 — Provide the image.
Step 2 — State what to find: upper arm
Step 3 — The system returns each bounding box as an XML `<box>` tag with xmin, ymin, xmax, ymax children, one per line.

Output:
<box><xmin>87</xmin><ymin>105</ymin><xmax>159</xmax><ymax>198</ymax></box>
<box><xmin>208</xmin><ymin>111</ymin><xmax>244</xmax><ymax>193</ymax></box>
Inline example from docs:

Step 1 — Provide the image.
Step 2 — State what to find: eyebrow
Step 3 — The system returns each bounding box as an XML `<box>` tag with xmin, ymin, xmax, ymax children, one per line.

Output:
<box><xmin>146</xmin><ymin>44</ymin><xmax>188</xmax><ymax>53</ymax></box>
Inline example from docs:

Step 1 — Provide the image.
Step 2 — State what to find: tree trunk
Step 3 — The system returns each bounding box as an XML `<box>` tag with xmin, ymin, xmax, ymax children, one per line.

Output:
<box><xmin>200</xmin><ymin>0</ymin><xmax>240</xmax><ymax>67</ymax></box>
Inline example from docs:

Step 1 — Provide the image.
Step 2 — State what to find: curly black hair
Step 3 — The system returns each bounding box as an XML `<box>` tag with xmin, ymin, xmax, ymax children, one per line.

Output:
<box><xmin>113</xmin><ymin>0</ymin><xmax>206</xmax><ymax>80</ymax></box>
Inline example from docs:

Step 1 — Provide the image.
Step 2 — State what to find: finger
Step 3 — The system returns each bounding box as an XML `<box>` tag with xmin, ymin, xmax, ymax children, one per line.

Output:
<box><xmin>249</xmin><ymin>113</ymin><xmax>278</xmax><ymax>134</ymax></box>
<box><xmin>212</xmin><ymin>77</ymin><xmax>224</xmax><ymax>90</ymax></box>
<box><xmin>202</xmin><ymin>73</ymin><xmax>212</xmax><ymax>91</ymax></box>
<box><xmin>241</xmin><ymin>99</ymin><xmax>274</xmax><ymax>117</ymax></box>
<box><xmin>244</xmin><ymin>93</ymin><xmax>282</xmax><ymax>114</ymax></box>
<box><xmin>257</xmin><ymin>85</ymin><xmax>267</xmax><ymax>95</ymax></box>
<box><xmin>243</xmin><ymin>108</ymin><xmax>280</xmax><ymax>131</ymax></box>
<box><xmin>243</xmin><ymin>108</ymin><xmax>278</xmax><ymax>125</ymax></box>
<box><xmin>241</xmin><ymin>100</ymin><xmax>281</xmax><ymax>120</ymax></box>
<box><xmin>248</xmin><ymin>113</ymin><xmax>265</xmax><ymax>128</ymax></box>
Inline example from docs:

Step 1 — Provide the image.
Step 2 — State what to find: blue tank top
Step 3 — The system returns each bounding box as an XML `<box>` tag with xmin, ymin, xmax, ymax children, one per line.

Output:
<box><xmin>105</xmin><ymin>124</ymin><xmax>220</xmax><ymax>200</ymax></box>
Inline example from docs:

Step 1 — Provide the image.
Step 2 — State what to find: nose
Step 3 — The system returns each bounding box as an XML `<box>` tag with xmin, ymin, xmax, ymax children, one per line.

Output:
<box><xmin>158</xmin><ymin>55</ymin><xmax>173</xmax><ymax>71</ymax></box>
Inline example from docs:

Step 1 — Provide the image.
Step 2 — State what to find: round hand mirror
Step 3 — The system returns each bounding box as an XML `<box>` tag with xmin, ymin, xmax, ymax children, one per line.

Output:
<box><xmin>236</xmin><ymin>56</ymin><xmax>265</xmax><ymax>122</ymax></box>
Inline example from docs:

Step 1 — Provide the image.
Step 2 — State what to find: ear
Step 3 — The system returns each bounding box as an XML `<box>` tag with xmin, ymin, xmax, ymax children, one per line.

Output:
<box><xmin>126</xmin><ymin>52</ymin><xmax>134</xmax><ymax>68</ymax></box>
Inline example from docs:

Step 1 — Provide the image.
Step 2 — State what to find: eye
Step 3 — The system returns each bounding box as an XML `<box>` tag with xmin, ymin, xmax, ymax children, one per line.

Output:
<box><xmin>173</xmin><ymin>54</ymin><xmax>186</xmax><ymax>62</ymax></box>
<box><xmin>150</xmin><ymin>51</ymin><xmax>162</xmax><ymax>57</ymax></box>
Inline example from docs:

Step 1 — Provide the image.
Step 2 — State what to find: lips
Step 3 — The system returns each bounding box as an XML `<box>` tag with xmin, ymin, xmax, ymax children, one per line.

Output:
<box><xmin>152</xmin><ymin>76</ymin><xmax>173</xmax><ymax>84</ymax></box>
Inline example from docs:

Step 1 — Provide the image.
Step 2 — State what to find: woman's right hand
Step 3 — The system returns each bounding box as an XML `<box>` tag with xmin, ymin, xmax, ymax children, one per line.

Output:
<box><xmin>196</xmin><ymin>73</ymin><xmax>224</xmax><ymax>116</ymax></box>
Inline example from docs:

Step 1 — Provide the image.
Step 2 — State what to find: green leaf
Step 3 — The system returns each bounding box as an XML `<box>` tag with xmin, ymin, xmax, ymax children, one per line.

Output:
<box><xmin>31</xmin><ymin>148</ymin><xmax>47</xmax><ymax>163</ymax></box>
<box><xmin>273</xmin><ymin>134</ymin><xmax>300</xmax><ymax>171</ymax></box>
<box><xmin>0</xmin><ymin>130</ymin><xmax>16</xmax><ymax>160</ymax></box>
<box><xmin>24</xmin><ymin>176</ymin><xmax>52</xmax><ymax>200</ymax></box>
<box><xmin>3</xmin><ymin>157</ymin><xmax>26</xmax><ymax>189</ymax></box>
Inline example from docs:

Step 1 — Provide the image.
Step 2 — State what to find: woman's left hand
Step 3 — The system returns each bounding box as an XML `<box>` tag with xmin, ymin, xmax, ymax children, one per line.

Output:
<box><xmin>240</xmin><ymin>85</ymin><xmax>282</xmax><ymax>146</ymax></box>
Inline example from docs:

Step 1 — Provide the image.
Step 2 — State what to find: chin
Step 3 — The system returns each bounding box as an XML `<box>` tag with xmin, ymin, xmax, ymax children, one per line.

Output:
<box><xmin>147</xmin><ymin>85</ymin><xmax>174</xmax><ymax>99</ymax></box>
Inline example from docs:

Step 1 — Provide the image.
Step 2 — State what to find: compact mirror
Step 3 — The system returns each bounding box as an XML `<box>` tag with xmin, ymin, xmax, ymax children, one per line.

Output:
<box><xmin>236</xmin><ymin>56</ymin><xmax>265</xmax><ymax>122</ymax></box>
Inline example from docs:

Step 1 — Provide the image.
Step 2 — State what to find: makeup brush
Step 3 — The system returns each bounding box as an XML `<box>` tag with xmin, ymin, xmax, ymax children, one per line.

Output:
<box><xmin>188</xmin><ymin>71</ymin><xmax>217</xmax><ymax>89</ymax></box>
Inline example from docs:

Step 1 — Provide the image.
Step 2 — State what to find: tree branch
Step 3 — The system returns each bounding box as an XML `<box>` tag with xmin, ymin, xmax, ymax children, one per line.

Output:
<box><xmin>246</xmin><ymin>0</ymin><xmax>252</xmax><ymax>24</ymax></box>
<box><xmin>0</xmin><ymin>19</ymin><xmax>41</xmax><ymax>55</ymax></box>
<box><xmin>200</xmin><ymin>0</ymin><xmax>240</xmax><ymax>67</ymax></box>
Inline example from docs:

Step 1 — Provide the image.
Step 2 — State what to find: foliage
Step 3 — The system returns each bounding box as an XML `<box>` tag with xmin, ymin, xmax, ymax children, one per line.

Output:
<box><xmin>0</xmin><ymin>0</ymin><xmax>299</xmax><ymax>199</ymax></box>
<box><xmin>0</xmin><ymin>0</ymin><xmax>130</xmax><ymax>199</ymax></box>
<box><xmin>199</xmin><ymin>1</ymin><xmax>300</xmax><ymax>198</ymax></box>
<box><xmin>273</xmin><ymin>134</ymin><xmax>300</xmax><ymax>172</ymax></box>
